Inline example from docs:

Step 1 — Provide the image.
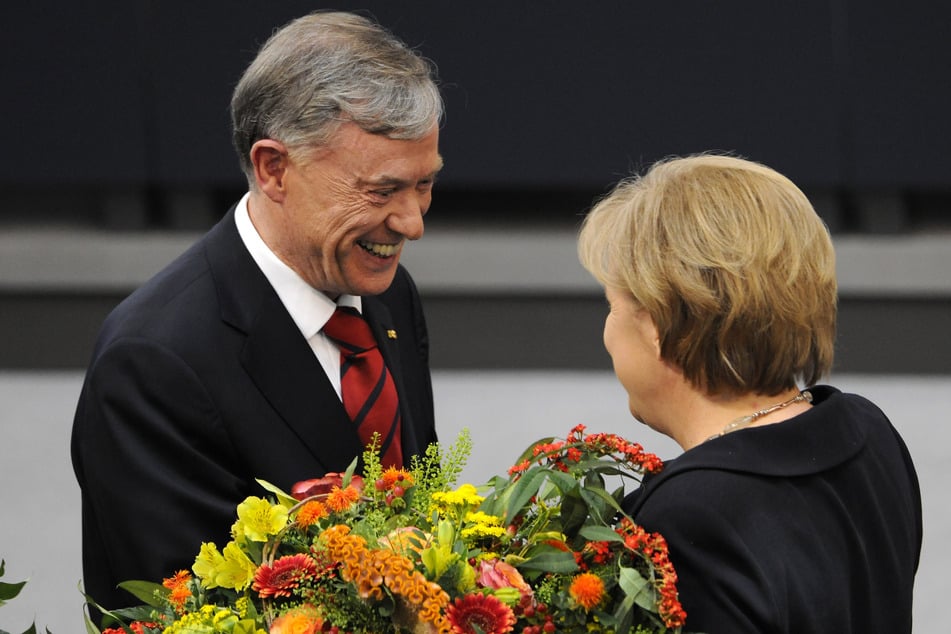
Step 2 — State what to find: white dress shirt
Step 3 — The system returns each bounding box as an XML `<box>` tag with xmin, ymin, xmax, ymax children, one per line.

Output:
<box><xmin>234</xmin><ymin>192</ymin><xmax>360</xmax><ymax>399</ymax></box>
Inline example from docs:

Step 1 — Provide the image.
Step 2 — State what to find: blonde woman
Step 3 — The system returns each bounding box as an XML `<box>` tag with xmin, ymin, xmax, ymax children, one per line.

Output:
<box><xmin>579</xmin><ymin>155</ymin><xmax>921</xmax><ymax>633</ymax></box>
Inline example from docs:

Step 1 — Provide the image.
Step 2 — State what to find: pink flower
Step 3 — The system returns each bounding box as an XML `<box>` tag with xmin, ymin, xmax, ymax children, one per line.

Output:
<box><xmin>475</xmin><ymin>559</ymin><xmax>534</xmax><ymax>607</ymax></box>
<box><xmin>291</xmin><ymin>472</ymin><xmax>365</xmax><ymax>500</ymax></box>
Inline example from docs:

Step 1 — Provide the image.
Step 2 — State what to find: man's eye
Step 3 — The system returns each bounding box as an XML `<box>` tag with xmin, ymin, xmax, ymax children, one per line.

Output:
<box><xmin>372</xmin><ymin>189</ymin><xmax>395</xmax><ymax>198</ymax></box>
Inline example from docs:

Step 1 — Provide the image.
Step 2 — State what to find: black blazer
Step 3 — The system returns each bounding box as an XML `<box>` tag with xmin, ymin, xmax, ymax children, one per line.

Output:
<box><xmin>623</xmin><ymin>386</ymin><xmax>921</xmax><ymax>634</ymax></box>
<box><xmin>71</xmin><ymin>207</ymin><xmax>436</xmax><ymax>610</ymax></box>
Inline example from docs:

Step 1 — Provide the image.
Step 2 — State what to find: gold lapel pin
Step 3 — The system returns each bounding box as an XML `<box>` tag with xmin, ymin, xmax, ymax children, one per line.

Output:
<box><xmin>387</xmin><ymin>329</ymin><xmax>398</xmax><ymax>340</ymax></box>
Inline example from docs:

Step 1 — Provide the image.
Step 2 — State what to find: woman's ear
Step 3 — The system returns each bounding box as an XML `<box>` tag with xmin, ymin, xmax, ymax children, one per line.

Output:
<box><xmin>249</xmin><ymin>139</ymin><xmax>289</xmax><ymax>203</ymax></box>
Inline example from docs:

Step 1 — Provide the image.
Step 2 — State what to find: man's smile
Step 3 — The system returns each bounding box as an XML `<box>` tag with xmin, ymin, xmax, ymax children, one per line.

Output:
<box><xmin>357</xmin><ymin>239</ymin><xmax>400</xmax><ymax>258</ymax></box>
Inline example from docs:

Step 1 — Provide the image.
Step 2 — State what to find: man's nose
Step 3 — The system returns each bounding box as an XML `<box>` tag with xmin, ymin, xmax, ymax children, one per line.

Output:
<box><xmin>387</xmin><ymin>193</ymin><xmax>427</xmax><ymax>240</ymax></box>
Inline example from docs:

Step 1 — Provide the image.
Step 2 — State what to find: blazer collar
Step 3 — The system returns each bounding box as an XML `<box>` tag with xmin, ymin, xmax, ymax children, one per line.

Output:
<box><xmin>202</xmin><ymin>207</ymin><xmax>415</xmax><ymax>471</ymax></box>
<box><xmin>626</xmin><ymin>386</ymin><xmax>873</xmax><ymax>515</ymax></box>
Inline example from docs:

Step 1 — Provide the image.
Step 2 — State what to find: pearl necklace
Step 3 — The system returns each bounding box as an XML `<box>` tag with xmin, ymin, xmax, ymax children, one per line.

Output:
<box><xmin>707</xmin><ymin>390</ymin><xmax>813</xmax><ymax>441</ymax></box>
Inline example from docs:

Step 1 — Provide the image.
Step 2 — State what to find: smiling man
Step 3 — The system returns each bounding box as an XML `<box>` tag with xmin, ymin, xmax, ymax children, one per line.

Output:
<box><xmin>71</xmin><ymin>11</ymin><xmax>443</xmax><ymax>613</ymax></box>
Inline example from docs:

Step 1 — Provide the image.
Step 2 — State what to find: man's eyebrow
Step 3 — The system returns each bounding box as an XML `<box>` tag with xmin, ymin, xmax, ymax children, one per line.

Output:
<box><xmin>362</xmin><ymin>162</ymin><xmax>444</xmax><ymax>187</ymax></box>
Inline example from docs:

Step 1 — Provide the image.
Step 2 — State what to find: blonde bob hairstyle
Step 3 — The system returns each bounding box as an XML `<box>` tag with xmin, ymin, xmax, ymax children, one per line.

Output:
<box><xmin>578</xmin><ymin>154</ymin><xmax>837</xmax><ymax>396</ymax></box>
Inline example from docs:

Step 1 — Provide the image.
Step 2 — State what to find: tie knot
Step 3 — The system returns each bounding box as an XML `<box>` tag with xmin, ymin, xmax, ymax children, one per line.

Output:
<box><xmin>323</xmin><ymin>307</ymin><xmax>377</xmax><ymax>355</ymax></box>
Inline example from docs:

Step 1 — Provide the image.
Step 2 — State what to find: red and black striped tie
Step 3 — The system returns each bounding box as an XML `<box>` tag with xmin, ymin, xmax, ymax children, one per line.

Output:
<box><xmin>322</xmin><ymin>306</ymin><xmax>403</xmax><ymax>468</ymax></box>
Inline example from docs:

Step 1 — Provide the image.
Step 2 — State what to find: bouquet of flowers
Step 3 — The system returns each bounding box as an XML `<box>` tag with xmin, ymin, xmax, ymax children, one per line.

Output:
<box><xmin>87</xmin><ymin>425</ymin><xmax>686</xmax><ymax>634</ymax></box>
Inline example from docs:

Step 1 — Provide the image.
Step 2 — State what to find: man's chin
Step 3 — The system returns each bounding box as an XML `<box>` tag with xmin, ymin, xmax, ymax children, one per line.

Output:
<box><xmin>345</xmin><ymin>271</ymin><xmax>400</xmax><ymax>297</ymax></box>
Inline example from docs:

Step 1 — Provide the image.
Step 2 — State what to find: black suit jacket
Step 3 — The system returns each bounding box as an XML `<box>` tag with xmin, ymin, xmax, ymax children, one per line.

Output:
<box><xmin>623</xmin><ymin>386</ymin><xmax>921</xmax><ymax>634</ymax></box>
<box><xmin>71</xmin><ymin>207</ymin><xmax>436</xmax><ymax>610</ymax></box>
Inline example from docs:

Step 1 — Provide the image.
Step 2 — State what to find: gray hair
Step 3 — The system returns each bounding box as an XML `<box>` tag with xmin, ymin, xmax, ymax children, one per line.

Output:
<box><xmin>231</xmin><ymin>11</ymin><xmax>443</xmax><ymax>184</ymax></box>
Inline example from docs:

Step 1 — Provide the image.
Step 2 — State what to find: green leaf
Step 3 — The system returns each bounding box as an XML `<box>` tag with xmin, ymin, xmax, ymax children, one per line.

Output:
<box><xmin>618</xmin><ymin>565</ymin><xmax>657</xmax><ymax>613</ymax></box>
<box><xmin>544</xmin><ymin>469</ymin><xmax>580</xmax><ymax>495</ymax></box>
<box><xmin>79</xmin><ymin>580</ymin><xmax>149</xmax><ymax>634</ymax></box>
<box><xmin>341</xmin><ymin>455</ymin><xmax>360</xmax><ymax>486</ymax></box>
<box><xmin>502</xmin><ymin>467</ymin><xmax>552</xmax><ymax>525</ymax></box>
<box><xmin>116</xmin><ymin>580</ymin><xmax>167</xmax><ymax>608</ymax></box>
<box><xmin>255</xmin><ymin>479</ymin><xmax>298</xmax><ymax>508</ymax></box>
<box><xmin>559</xmin><ymin>487</ymin><xmax>590</xmax><ymax>537</ymax></box>
<box><xmin>512</xmin><ymin>437</ymin><xmax>557</xmax><ymax>465</ymax></box>
<box><xmin>578</xmin><ymin>525</ymin><xmax>624</xmax><ymax>543</ymax></box>
<box><xmin>234</xmin><ymin>620</ymin><xmax>263</xmax><ymax>634</ymax></box>
<box><xmin>517</xmin><ymin>550</ymin><xmax>579</xmax><ymax>574</ymax></box>
<box><xmin>83</xmin><ymin>609</ymin><xmax>101</xmax><ymax>634</ymax></box>
<box><xmin>0</xmin><ymin>579</ymin><xmax>27</xmax><ymax>602</ymax></box>
<box><xmin>579</xmin><ymin>485</ymin><xmax>623</xmax><ymax>523</ymax></box>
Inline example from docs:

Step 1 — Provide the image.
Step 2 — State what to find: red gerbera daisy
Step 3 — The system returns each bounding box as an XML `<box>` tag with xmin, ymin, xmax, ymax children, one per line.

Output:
<box><xmin>446</xmin><ymin>592</ymin><xmax>516</xmax><ymax>634</ymax></box>
<box><xmin>252</xmin><ymin>553</ymin><xmax>319</xmax><ymax>598</ymax></box>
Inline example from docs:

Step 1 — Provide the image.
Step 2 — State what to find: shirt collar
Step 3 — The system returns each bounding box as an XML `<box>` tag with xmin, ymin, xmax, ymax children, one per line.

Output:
<box><xmin>234</xmin><ymin>192</ymin><xmax>361</xmax><ymax>339</ymax></box>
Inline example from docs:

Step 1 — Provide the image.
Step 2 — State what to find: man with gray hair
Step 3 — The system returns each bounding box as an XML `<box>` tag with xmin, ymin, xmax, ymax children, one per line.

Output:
<box><xmin>71</xmin><ymin>11</ymin><xmax>443</xmax><ymax>611</ymax></box>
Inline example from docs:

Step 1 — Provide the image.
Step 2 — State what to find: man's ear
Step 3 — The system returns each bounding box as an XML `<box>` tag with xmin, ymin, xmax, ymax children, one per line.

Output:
<box><xmin>250</xmin><ymin>139</ymin><xmax>289</xmax><ymax>202</ymax></box>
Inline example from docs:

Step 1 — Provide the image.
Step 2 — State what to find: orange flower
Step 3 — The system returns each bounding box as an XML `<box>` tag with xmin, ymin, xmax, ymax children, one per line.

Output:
<box><xmin>296</xmin><ymin>500</ymin><xmax>328</xmax><ymax>528</ymax></box>
<box><xmin>569</xmin><ymin>572</ymin><xmax>605</xmax><ymax>611</ymax></box>
<box><xmin>380</xmin><ymin>466</ymin><xmax>414</xmax><ymax>489</ymax></box>
<box><xmin>162</xmin><ymin>570</ymin><xmax>191</xmax><ymax>613</ymax></box>
<box><xmin>325</xmin><ymin>485</ymin><xmax>361</xmax><ymax>512</ymax></box>
<box><xmin>270</xmin><ymin>604</ymin><xmax>323</xmax><ymax>634</ymax></box>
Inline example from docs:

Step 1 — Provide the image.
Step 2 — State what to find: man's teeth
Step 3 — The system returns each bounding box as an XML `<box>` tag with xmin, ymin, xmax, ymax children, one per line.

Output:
<box><xmin>358</xmin><ymin>241</ymin><xmax>398</xmax><ymax>257</ymax></box>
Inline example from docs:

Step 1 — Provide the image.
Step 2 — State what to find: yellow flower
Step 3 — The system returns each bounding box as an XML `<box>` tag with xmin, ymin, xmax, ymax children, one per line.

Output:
<box><xmin>437</xmin><ymin>483</ymin><xmax>484</xmax><ymax>507</ymax></box>
<box><xmin>191</xmin><ymin>540</ymin><xmax>256</xmax><ymax>590</ymax></box>
<box><xmin>234</xmin><ymin>496</ymin><xmax>288</xmax><ymax>542</ymax></box>
<box><xmin>461</xmin><ymin>510</ymin><xmax>506</xmax><ymax>539</ymax></box>
<box><xmin>192</xmin><ymin>542</ymin><xmax>226</xmax><ymax>589</ymax></box>
<box><xmin>216</xmin><ymin>541</ymin><xmax>257</xmax><ymax>590</ymax></box>
<box><xmin>430</xmin><ymin>483</ymin><xmax>485</xmax><ymax>520</ymax></box>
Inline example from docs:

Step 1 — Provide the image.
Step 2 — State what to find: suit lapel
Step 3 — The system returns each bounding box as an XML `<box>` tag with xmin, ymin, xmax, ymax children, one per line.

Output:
<box><xmin>240</xmin><ymin>293</ymin><xmax>364</xmax><ymax>472</ymax></box>
<box><xmin>362</xmin><ymin>296</ymin><xmax>423</xmax><ymax>458</ymax></box>
<box><xmin>203</xmin><ymin>208</ymin><xmax>363</xmax><ymax>472</ymax></box>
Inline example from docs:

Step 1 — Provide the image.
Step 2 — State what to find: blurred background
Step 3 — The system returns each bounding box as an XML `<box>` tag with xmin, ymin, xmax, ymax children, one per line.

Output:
<box><xmin>1</xmin><ymin>1</ymin><xmax>948</xmax><ymax>631</ymax></box>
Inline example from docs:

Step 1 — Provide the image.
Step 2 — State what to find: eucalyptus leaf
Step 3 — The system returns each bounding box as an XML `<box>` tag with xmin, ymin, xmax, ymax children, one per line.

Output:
<box><xmin>83</xmin><ymin>610</ymin><xmax>100</xmax><ymax>634</ymax></box>
<box><xmin>117</xmin><ymin>579</ymin><xmax>168</xmax><ymax>608</ymax></box>
<box><xmin>80</xmin><ymin>581</ymin><xmax>151</xmax><ymax>633</ymax></box>
<box><xmin>544</xmin><ymin>469</ymin><xmax>579</xmax><ymax>495</ymax></box>
<box><xmin>512</xmin><ymin>437</ymin><xmax>557</xmax><ymax>465</ymax></box>
<box><xmin>618</xmin><ymin>565</ymin><xmax>657</xmax><ymax>612</ymax></box>
<box><xmin>579</xmin><ymin>484</ymin><xmax>624</xmax><ymax>523</ymax></box>
<box><xmin>341</xmin><ymin>455</ymin><xmax>360</xmax><ymax>485</ymax></box>
<box><xmin>517</xmin><ymin>550</ymin><xmax>579</xmax><ymax>573</ymax></box>
<box><xmin>559</xmin><ymin>489</ymin><xmax>590</xmax><ymax>536</ymax></box>
<box><xmin>614</xmin><ymin>594</ymin><xmax>636</xmax><ymax>634</ymax></box>
<box><xmin>254</xmin><ymin>478</ymin><xmax>298</xmax><ymax>507</ymax></box>
<box><xmin>0</xmin><ymin>579</ymin><xmax>27</xmax><ymax>602</ymax></box>
<box><xmin>234</xmin><ymin>621</ymin><xmax>263</xmax><ymax>634</ymax></box>
<box><xmin>584</xmin><ymin>469</ymin><xmax>606</xmax><ymax>490</ymax></box>
<box><xmin>578</xmin><ymin>525</ymin><xmax>624</xmax><ymax>543</ymax></box>
<box><xmin>503</xmin><ymin>466</ymin><xmax>552</xmax><ymax>525</ymax></box>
